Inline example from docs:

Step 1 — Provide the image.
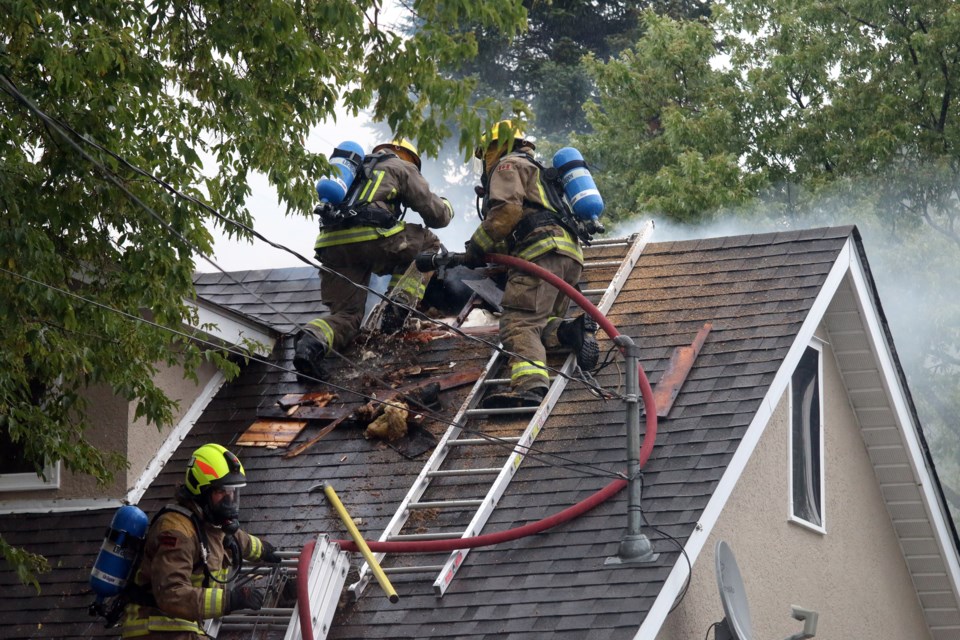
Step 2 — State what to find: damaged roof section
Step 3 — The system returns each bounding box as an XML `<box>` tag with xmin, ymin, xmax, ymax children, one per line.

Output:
<box><xmin>2</xmin><ymin>227</ymin><xmax>957</xmax><ymax>640</ymax></box>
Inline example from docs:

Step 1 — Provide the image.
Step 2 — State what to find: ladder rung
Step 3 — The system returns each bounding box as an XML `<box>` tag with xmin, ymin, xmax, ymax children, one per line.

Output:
<box><xmin>447</xmin><ymin>436</ymin><xmax>520</xmax><ymax>446</ymax></box>
<box><xmin>387</xmin><ymin>531</ymin><xmax>466</xmax><ymax>541</ymax></box>
<box><xmin>482</xmin><ymin>377</ymin><xmax>555</xmax><ymax>385</ymax></box>
<box><xmin>222</xmin><ymin>608</ymin><xmax>294</xmax><ymax>617</ymax></box>
<box><xmin>426</xmin><ymin>468</ymin><xmax>502</xmax><ymax>477</ymax></box>
<box><xmin>466</xmin><ymin>406</ymin><xmax>539</xmax><ymax>416</ymax></box>
<box><xmin>580</xmin><ymin>288</ymin><xmax>607</xmax><ymax>295</ymax></box>
<box><xmin>585</xmin><ymin>237</ymin><xmax>630</xmax><ymax>247</ymax></box>
<box><xmin>408</xmin><ymin>499</ymin><xmax>484</xmax><ymax>509</ymax></box>
<box><xmin>382</xmin><ymin>565</ymin><xmax>445</xmax><ymax>574</ymax></box>
<box><xmin>583</xmin><ymin>260</ymin><xmax>622</xmax><ymax>268</ymax></box>
<box><xmin>219</xmin><ymin>622</ymin><xmax>291</xmax><ymax>630</ymax></box>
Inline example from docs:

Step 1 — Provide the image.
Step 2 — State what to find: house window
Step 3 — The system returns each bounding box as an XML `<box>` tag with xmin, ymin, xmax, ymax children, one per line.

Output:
<box><xmin>0</xmin><ymin>374</ymin><xmax>60</xmax><ymax>491</ymax></box>
<box><xmin>790</xmin><ymin>344</ymin><xmax>823</xmax><ymax>530</ymax></box>
<box><xmin>0</xmin><ymin>426</ymin><xmax>60</xmax><ymax>491</ymax></box>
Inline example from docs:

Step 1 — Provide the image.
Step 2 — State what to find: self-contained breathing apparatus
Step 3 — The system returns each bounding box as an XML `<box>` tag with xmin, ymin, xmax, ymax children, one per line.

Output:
<box><xmin>88</xmin><ymin>504</ymin><xmax>243</xmax><ymax>628</ymax></box>
<box><xmin>314</xmin><ymin>150</ymin><xmax>406</xmax><ymax>230</ymax></box>
<box><xmin>474</xmin><ymin>147</ymin><xmax>605</xmax><ymax>246</ymax></box>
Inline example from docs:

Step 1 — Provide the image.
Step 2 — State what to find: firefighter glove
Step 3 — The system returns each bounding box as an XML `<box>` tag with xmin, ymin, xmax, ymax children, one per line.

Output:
<box><xmin>227</xmin><ymin>585</ymin><xmax>266</xmax><ymax>613</ymax></box>
<box><xmin>261</xmin><ymin>540</ymin><xmax>283</xmax><ymax>564</ymax></box>
<box><xmin>440</xmin><ymin>196</ymin><xmax>454</xmax><ymax>218</ymax></box>
<box><xmin>462</xmin><ymin>241</ymin><xmax>486</xmax><ymax>268</ymax></box>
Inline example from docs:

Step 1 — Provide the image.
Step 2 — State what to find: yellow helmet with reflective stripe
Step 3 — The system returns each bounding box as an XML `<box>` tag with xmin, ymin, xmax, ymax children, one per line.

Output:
<box><xmin>184</xmin><ymin>443</ymin><xmax>246</xmax><ymax>496</ymax></box>
<box><xmin>373</xmin><ymin>138</ymin><xmax>421</xmax><ymax>170</ymax></box>
<box><xmin>474</xmin><ymin>120</ymin><xmax>535</xmax><ymax>159</ymax></box>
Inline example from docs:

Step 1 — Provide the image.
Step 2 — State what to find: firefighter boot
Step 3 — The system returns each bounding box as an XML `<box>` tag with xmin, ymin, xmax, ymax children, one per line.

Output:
<box><xmin>380</xmin><ymin>300</ymin><xmax>411</xmax><ymax>335</ymax></box>
<box><xmin>557</xmin><ymin>314</ymin><xmax>600</xmax><ymax>371</ymax></box>
<box><xmin>481</xmin><ymin>386</ymin><xmax>547</xmax><ymax>410</ymax></box>
<box><xmin>293</xmin><ymin>331</ymin><xmax>327</xmax><ymax>382</ymax></box>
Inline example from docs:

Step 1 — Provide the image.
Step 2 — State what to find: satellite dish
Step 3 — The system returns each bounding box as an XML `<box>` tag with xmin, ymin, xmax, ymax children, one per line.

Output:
<box><xmin>715</xmin><ymin>540</ymin><xmax>754</xmax><ymax>640</ymax></box>
<box><xmin>713</xmin><ymin>540</ymin><xmax>819</xmax><ymax>640</ymax></box>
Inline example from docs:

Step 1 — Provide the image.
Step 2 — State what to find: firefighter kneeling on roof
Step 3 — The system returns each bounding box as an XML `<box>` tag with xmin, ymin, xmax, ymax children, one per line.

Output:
<box><xmin>294</xmin><ymin>138</ymin><xmax>455</xmax><ymax>381</ymax></box>
<box><xmin>466</xmin><ymin>120</ymin><xmax>599</xmax><ymax>409</ymax></box>
<box><xmin>121</xmin><ymin>444</ymin><xmax>282</xmax><ymax>639</ymax></box>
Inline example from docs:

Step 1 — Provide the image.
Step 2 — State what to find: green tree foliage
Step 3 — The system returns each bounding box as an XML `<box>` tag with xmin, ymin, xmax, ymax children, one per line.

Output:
<box><xmin>0</xmin><ymin>0</ymin><xmax>526</xmax><ymax>586</ymax></box>
<box><xmin>582</xmin><ymin>3</ymin><xmax>960</xmax><ymax>511</ymax></box>
<box><xmin>580</xmin><ymin>12</ymin><xmax>760</xmax><ymax>223</ymax></box>
<box><xmin>461</xmin><ymin>0</ymin><xmax>711</xmax><ymax>138</ymax></box>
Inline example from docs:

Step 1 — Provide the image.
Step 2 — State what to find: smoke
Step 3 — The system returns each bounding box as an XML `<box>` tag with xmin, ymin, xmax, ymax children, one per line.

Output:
<box><xmin>611</xmin><ymin>189</ymin><xmax>960</xmax><ymax>518</ymax></box>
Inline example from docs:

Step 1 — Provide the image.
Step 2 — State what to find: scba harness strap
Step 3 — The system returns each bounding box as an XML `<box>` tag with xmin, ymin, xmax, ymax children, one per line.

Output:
<box><xmin>478</xmin><ymin>150</ymin><xmax>601</xmax><ymax>246</ymax></box>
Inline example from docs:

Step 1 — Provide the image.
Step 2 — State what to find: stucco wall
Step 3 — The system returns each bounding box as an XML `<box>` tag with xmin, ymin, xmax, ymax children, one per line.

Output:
<box><xmin>125</xmin><ymin>358</ymin><xmax>219</xmax><ymax>491</ymax></box>
<box><xmin>659</xmin><ymin>331</ymin><xmax>930</xmax><ymax>639</ymax></box>
<box><xmin>0</xmin><ymin>359</ymin><xmax>219</xmax><ymax>502</ymax></box>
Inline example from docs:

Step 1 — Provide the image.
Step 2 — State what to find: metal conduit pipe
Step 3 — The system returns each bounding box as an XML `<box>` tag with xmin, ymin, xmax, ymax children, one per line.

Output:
<box><xmin>296</xmin><ymin>253</ymin><xmax>660</xmax><ymax>633</ymax></box>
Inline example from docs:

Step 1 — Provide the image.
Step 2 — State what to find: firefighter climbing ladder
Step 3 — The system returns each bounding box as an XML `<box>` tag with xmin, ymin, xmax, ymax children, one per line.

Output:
<box><xmin>348</xmin><ymin>224</ymin><xmax>653</xmax><ymax>599</ymax></box>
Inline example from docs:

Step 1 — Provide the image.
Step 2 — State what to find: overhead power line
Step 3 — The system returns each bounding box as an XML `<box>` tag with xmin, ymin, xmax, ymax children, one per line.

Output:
<box><xmin>0</xmin><ymin>73</ymin><xmax>627</xmax><ymax>479</ymax></box>
<box><xmin>0</xmin><ymin>264</ymin><xmax>624</xmax><ymax>482</ymax></box>
<box><xmin>0</xmin><ymin>71</ymin><xmax>616</xmax><ymax>401</ymax></box>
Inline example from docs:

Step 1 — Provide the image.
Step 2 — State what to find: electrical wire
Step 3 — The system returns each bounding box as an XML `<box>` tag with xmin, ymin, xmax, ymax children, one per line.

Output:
<box><xmin>0</xmin><ymin>73</ymin><xmax>652</xmax><ymax>538</ymax></box>
<box><xmin>638</xmin><ymin>473</ymin><xmax>693</xmax><ymax>616</ymax></box>
<box><xmin>0</xmin><ymin>71</ymin><xmax>616</xmax><ymax>401</ymax></box>
<box><xmin>0</xmin><ymin>266</ymin><xmax>624</xmax><ymax>482</ymax></box>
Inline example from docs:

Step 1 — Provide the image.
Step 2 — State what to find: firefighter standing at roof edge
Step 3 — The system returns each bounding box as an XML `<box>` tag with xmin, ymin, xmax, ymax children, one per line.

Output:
<box><xmin>464</xmin><ymin>120</ymin><xmax>599</xmax><ymax>409</ymax></box>
<box><xmin>121</xmin><ymin>444</ymin><xmax>282</xmax><ymax>639</ymax></box>
<box><xmin>293</xmin><ymin>139</ymin><xmax>455</xmax><ymax>381</ymax></box>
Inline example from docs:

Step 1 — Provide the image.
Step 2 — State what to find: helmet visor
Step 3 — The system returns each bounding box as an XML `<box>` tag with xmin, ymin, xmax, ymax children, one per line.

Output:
<box><xmin>208</xmin><ymin>485</ymin><xmax>241</xmax><ymax>527</ymax></box>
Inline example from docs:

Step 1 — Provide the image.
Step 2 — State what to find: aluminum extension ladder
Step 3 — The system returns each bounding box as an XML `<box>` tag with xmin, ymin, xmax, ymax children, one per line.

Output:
<box><xmin>204</xmin><ymin>535</ymin><xmax>350</xmax><ymax>640</ymax></box>
<box><xmin>348</xmin><ymin>225</ymin><xmax>652</xmax><ymax>599</ymax></box>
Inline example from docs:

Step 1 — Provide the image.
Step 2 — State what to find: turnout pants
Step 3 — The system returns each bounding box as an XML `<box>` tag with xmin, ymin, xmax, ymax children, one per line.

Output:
<box><xmin>499</xmin><ymin>251</ymin><xmax>583</xmax><ymax>393</ymax></box>
<box><xmin>305</xmin><ymin>224</ymin><xmax>440</xmax><ymax>350</ymax></box>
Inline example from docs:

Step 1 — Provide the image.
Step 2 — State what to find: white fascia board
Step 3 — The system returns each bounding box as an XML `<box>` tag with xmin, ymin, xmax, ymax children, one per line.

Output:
<box><xmin>187</xmin><ymin>298</ymin><xmax>276</xmax><ymax>355</ymax></box>
<box><xmin>633</xmin><ymin>238</ymin><xmax>854</xmax><ymax>640</ymax></box>
<box><xmin>126</xmin><ymin>369</ymin><xmax>228</xmax><ymax>505</ymax></box>
<box><xmin>845</xmin><ymin>247</ymin><xmax>960</xmax><ymax>603</ymax></box>
<box><xmin>0</xmin><ymin>498</ymin><xmax>125</xmax><ymax>514</ymax></box>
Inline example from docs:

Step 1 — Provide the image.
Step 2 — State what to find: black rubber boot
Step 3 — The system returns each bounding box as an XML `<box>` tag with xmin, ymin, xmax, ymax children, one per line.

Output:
<box><xmin>556</xmin><ymin>314</ymin><xmax>600</xmax><ymax>371</ymax></box>
<box><xmin>481</xmin><ymin>386</ymin><xmax>547</xmax><ymax>410</ymax></box>
<box><xmin>293</xmin><ymin>331</ymin><xmax>327</xmax><ymax>381</ymax></box>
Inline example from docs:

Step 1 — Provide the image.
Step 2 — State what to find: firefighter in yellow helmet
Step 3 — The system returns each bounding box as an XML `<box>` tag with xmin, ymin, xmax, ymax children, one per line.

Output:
<box><xmin>465</xmin><ymin>120</ymin><xmax>599</xmax><ymax>408</ymax></box>
<box><xmin>294</xmin><ymin>138</ymin><xmax>455</xmax><ymax>381</ymax></box>
<box><xmin>121</xmin><ymin>444</ymin><xmax>282</xmax><ymax>639</ymax></box>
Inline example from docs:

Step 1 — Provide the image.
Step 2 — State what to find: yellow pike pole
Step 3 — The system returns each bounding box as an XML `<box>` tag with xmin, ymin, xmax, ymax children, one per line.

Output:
<box><xmin>321</xmin><ymin>482</ymin><xmax>399</xmax><ymax>603</ymax></box>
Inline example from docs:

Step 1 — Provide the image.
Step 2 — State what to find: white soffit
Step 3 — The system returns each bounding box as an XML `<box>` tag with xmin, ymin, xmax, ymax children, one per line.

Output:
<box><xmin>187</xmin><ymin>298</ymin><xmax>276</xmax><ymax>355</ymax></box>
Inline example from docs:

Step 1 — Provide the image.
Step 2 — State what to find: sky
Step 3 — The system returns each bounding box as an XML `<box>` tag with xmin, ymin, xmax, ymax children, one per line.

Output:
<box><xmin>198</xmin><ymin>110</ymin><xmax>483</xmax><ymax>273</ymax></box>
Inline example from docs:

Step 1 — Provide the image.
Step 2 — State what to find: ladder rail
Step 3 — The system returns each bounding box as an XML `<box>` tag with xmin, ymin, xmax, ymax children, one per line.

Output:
<box><xmin>347</xmin><ymin>345</ymin><xmax>505</xmax><ymax>598</ymax></box>
<box><xmin>348</xmin><ymin>224</ymin><xmax>654</xmax><ymax>600</ymax></box>
<box><xmin>431</xmin><ymin>225</ymin><xmax>653</xmax><ymax>594</ymax></box>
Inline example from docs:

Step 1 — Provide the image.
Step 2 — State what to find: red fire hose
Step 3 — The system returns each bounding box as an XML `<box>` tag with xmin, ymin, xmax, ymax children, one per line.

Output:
<box><xmin>297</xmin><ymin>253</ymin><xmax>657</xmax><ymax>638</ymax></box>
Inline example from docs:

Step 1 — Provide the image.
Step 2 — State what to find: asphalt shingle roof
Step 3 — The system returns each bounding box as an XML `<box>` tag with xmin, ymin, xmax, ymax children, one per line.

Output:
<box><xmin>0</xmin><ymin>227</ymin><xmax>855</xmax><ymax>639</ymax></box>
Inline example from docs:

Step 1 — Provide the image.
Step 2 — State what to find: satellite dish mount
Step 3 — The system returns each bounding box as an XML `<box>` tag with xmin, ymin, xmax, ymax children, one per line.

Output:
<box><xmin>714</xmin><ymin>540</ymin><xmax>818</xmax><ymax>640</ymax></box>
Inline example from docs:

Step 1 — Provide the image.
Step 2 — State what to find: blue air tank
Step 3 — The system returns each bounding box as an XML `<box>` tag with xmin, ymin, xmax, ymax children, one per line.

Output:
<box><xmin>552</xmin><ymin>147</ymin><xmax>604</xmax><ymax>220</ymax></box>
<box><xmin>316</xmin><ymin>141</ymin><xmax>365</xmax><ymax>204</ymax></box>
<box><xmin>89</xmin><ymin>505</ymin><xmax>149</xmax><ymax>601</ymax></box>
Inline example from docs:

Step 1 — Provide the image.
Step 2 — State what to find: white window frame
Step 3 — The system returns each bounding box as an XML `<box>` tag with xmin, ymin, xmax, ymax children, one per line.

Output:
<box><xmin>0</xmin><ymin>460</ymin><xmax>61</xmax><ymax>491</ymax></box>
<box><xmin>788</xmin><ymin>340</ymin><xmax>826</xmax><ymax>534</ymax></box>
